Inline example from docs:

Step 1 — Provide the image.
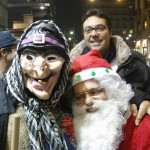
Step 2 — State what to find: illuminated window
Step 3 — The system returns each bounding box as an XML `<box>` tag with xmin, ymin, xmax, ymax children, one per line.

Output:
<box><xmin>128</xmin><ymin>5</ymin><xmax>133</xmax><ymax>8</ymax></box>
<box><xmin>122</xmin><ymin>30</ymin><xmax>126</xmax><ymax>34</ymax></box>
<box><xmin>143</xmin><ymin>19</ymin><xmax>148</xmax><ymax>30</ymax></box>
<box><xmin>129</xmin><ymin>30</ymin><xmax>134</xmax><ymax>34</ymax></box>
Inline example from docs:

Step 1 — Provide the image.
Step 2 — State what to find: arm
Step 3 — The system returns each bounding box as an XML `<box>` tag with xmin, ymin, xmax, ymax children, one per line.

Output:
<box><xmin>130</xmin><ymin>54</ymin><xmax>150</xmax><ymax>125</ymax></box>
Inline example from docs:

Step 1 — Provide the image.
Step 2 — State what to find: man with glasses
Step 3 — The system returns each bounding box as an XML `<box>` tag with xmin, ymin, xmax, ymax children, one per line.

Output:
<box><xmin>69</xmin><ymin>49</ymin><xmax>150</xmax><ymax>150</ymax></box>
<box><xmin>0</xmin><ymin>31</ymin><xmax>19</xmax><ymax>79</ymax></box>
<box><xmin>70</xmin><ymin>8</ymin><xmax>150</xmax><ymax>126</ymax></box>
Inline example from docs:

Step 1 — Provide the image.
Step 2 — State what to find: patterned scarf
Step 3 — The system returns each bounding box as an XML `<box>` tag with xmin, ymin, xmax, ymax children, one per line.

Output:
<box><xmin>6</xmin><ymin>20</ymin><xmax>70</xmax><ymax>150</ymax></box>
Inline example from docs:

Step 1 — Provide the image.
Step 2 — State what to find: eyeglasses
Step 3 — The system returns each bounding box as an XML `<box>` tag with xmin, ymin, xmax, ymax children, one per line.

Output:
<box><xmin>83</xmin><ymin>24</ymin><xmax>109</xmax><ymax>35</ymax></box>
<box><xmin>73</xmin><ymin>87</ymin><xmax>105</xmax><ymax>104</ymax></box>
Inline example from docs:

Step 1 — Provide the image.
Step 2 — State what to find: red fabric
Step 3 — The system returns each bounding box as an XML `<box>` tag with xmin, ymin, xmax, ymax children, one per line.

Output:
<box><xmin>119</xmin><ymin>115</ymin><xmax>150</xmax><ymax>150</ymax></box>
<box><xmin>69</xmin><ymin>49</ymin><xmax>112</xmax><ymax>77</ymax></box>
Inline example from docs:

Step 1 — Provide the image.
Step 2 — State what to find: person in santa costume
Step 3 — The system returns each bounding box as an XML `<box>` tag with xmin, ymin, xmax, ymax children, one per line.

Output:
<box><xmin>69</xmin><ymin>49</ymin><xmax>150</xmax><ymax>150</ymax></box>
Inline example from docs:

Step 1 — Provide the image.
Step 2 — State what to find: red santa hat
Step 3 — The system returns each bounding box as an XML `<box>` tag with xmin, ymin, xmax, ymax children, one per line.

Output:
<box><xmin>69</xmin><ymin>49</ymin><xmax>120</xmax><ymax>87</ymax></box>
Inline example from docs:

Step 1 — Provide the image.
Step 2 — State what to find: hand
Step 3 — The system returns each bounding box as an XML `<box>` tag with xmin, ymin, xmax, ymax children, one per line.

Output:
<box><xmin>130</xmin><ymin>100</ymin><xmax>150</xmax><ymax>126</ymax></box>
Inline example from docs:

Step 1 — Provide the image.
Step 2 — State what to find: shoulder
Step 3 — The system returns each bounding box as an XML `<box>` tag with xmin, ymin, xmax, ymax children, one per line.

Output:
<box><xmin>70</xmin><ymin>40</ymin><xmax>86</xmax><ymax>62</ymax></box>
<box><xmin>130</xmin><ymin>50</ymin><xmax>146</xmax><ymax>64</ymax></box>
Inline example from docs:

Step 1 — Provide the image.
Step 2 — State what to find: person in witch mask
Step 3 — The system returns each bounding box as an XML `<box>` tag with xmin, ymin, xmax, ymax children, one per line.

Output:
<box><xmin>0</xmin><ymin>20</ymin><xmax>71</xmax><ymax>150</ymax></box>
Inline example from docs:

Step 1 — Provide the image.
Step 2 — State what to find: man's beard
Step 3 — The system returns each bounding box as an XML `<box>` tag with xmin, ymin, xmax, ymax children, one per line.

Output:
<box><xmin>73</xmin><ymin>100</ymin><xmax>128</xmax><ymax>150</ymax></box>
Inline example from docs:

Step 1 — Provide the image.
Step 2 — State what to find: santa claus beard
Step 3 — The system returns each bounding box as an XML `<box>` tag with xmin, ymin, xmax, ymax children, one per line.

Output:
<box><xmin>72</xmin><ymin>100</ymin><xmax>128</xmax><ymax>150</ymax></box>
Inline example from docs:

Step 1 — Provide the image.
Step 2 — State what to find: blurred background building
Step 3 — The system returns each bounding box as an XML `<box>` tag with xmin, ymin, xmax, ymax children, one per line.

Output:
<box><xmin>135</xmin><ymin>0</ymin><xmax>150</xmax><ymax>62</ymax></box>
<box><xmin>7</xmin><ymin>0</ymin><xmax>56</xmax><ymax>38</ymax></box>
<box><xmin>0</xmin><ymin>0</ymin><xmax>8</xmax><ymax>30</ymax></box>
<box><xmin>0</xmin><ymin>0</ymin><xmax>150</xmax><ymax>63</ymax></box>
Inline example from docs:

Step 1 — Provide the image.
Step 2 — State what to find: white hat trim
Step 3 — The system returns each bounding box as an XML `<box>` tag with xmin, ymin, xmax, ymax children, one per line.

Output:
<box><xmin>70</xmin><ymin>67</ymin><xmax>120</xmax><ymax>87</ymax></box>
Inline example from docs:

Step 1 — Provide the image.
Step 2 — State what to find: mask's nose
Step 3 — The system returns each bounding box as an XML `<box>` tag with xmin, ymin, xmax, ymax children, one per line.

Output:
<box><xmin>33</xmin><ymin>56</ymin><xmax>49</xmax><ymax>75</ymax></box>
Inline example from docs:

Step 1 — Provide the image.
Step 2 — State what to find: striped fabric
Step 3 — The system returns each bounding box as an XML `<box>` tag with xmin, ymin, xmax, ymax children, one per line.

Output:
<box><xmin>6</xmin><ymin>20</ymin><xmax>70</xmax><ymax>150</ymax></box>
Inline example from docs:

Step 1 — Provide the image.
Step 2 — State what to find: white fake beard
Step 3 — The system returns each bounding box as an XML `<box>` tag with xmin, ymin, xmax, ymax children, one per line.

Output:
<box><xmin>73</xmin><ymin>100</ymin><xmax>127</xmax><ymax>150</ymax></box>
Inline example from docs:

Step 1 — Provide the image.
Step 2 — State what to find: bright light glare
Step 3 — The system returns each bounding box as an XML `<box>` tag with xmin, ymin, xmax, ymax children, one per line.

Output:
<box><xmin>68</xmin><ymin>37</ymin><xmax>72</xmax><ymax>41</ymax></box>
<box><xmin>40</xmin><ymin>6</ymin><xmax>45</xmax><ymax>10</ymax></box>
<box><xmin>129</xmin><ymin>34</ymin><xmax>132</xmax><ymax>37</ymax></box>
<box><xmin>70</xmin><ymin>31</ymin><xmax>74</xmax><ymax>35</ymax></box>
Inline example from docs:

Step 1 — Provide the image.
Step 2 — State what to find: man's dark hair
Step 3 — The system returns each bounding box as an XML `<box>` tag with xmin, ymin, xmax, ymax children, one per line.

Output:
<box><xmin>82</xmin><ymin>8</ymin><xmax>111</xmax><ymax>29</ymax></box>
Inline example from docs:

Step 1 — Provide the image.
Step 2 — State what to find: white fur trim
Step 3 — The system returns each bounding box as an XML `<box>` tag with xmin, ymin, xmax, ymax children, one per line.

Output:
<box><xmin>70</xmin><ymin>67</ymin><xmax>120</xmax><ymax>87</ymax></box>
<box><xmin>70</xmin><ymin>36</ymin><xmax>132</xmax><ymax>65</ymax></box>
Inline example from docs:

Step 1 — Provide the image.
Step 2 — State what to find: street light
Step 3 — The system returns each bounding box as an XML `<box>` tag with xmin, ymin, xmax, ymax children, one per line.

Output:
<box><xmin>129</xmin><ymin>34</ymin><xmax>132</xmax><ymax>37</ymax></box>
<box><xmin>89</xmin><ymin>0</ymin><xmax>95</xmax><ymax>2</ymax></box>
<box><xmin>68</xmin><ymin>37</ymin><xmax>72</xmax><ymax>41</ymax></box>
<box><xmin>70</xmin><ymin>31</ymin><xmax>74</xmax><ymax>35</ymax></box>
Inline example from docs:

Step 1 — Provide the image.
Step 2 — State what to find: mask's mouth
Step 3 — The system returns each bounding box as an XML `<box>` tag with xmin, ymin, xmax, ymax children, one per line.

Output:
<box><xmin>35</xmin><ymin>73</ymin><xmax>53</xmax><ymax>85</ymax></box>
<box><xmin>25</xmin><ymin>73</ymin><xmax>55</xmax><ymax>86</ymax></box>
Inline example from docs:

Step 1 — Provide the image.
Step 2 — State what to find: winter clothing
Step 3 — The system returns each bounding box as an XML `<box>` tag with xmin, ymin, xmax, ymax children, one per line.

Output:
<box><xmin>119</xmin><ymin>114</ymin><xmax>150</xmax><ymax>150</ymax></box>
<box><xmin>70</xmin><ymin>35</ymin><xmax>150</xmax><ymax>108</ymax></box>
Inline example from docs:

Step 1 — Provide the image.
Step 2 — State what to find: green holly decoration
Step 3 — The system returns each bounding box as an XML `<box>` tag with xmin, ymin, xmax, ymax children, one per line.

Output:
<box><xmin>105</xmin><ymin>68</ymin><xmax>109</xmax><ymax>73</ymax></box>
<box><xmin>91</xmin><ymin>71</ymin><xmax>96</xmax><ymax>76</ymax></box>
<box><xmin>76</xmin><ymin>75</ymin><xmax>81</xmax><ymax>79</ymax></box>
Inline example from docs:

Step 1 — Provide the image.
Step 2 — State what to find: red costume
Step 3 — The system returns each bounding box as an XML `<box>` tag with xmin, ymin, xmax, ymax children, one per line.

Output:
<box><xmin>120</xmin><ymin>115</ymin><xmax>150</xmax><ymax>150</ymax></box>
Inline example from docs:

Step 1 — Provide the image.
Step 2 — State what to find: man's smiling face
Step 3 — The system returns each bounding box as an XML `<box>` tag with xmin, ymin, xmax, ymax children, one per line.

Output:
<box><xmin>83</xmin><ymin>16</ymin><xmax>112</xmax><ymax>56</ymax></box>
<box><xmin>20</xmin><ymin>48</ymin><xmax>65</xmax><ymax>100</ymax></box>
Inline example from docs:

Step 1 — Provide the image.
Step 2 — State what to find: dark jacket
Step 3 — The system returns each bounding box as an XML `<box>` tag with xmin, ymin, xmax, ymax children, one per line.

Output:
<box><xmin>0</xmin><ymin>77</ymin><xmax>18</xmax><ymax>150</ymax></box>
<box><xmin>117</xmin><ymin>50</ymin><xmax>150</xmax><ymax>108</ymax></box>
<box><xmin>70</xmin><ymin>35</ymin><xmax>150</xmax><ymax>108</ymax></box>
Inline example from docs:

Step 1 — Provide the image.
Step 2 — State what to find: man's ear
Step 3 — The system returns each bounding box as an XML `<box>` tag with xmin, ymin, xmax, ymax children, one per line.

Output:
<box><xmin>0</xmin><ymin>48</ymin><xmax>7</xmax><ymax>56</ymax></box>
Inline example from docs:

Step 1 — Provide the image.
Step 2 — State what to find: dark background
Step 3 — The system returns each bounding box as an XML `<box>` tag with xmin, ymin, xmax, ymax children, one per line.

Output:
<box><xmin>54</xmin><ymin>0</ymin><xmax>89</xmax><ymax>42</ymax></box>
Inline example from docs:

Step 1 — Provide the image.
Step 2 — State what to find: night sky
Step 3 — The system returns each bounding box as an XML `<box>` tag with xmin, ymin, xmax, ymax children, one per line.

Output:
<box><xmin>54</xmin><ymin>0</ymin><xmax>86</xmax><ymax>42</ymax></box>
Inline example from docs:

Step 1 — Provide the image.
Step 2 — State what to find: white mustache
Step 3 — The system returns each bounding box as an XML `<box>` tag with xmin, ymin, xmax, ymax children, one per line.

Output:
<box><xmin>85</xmin><ymin>99</ymin><xmax>108</xmax><ymax>109</ymax></box>
<box><xmin>73</xmin><ymin>99</ymin><xmax>112</xmax><ymax>116</ymax></box>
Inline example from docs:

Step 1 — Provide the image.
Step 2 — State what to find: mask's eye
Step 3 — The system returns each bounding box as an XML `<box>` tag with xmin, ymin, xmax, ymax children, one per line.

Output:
<box><xmin>21</xmin><ymin>49</ymin><xmax>36</xmax><ymax>61</ymax></box>
<box><xmin>26</xmin><ymin>55</ymin><xmax>34</xmax><ymax>60</ymax></box>
<box><xmin>46</xmin><ymin>54</ymin><xmax>59</xmax><ymax>62</ymax></box>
